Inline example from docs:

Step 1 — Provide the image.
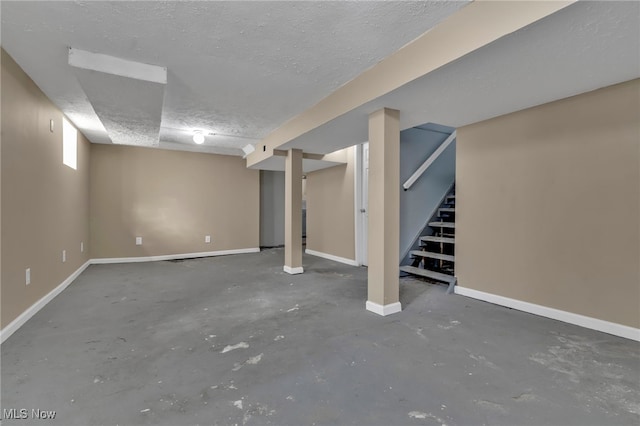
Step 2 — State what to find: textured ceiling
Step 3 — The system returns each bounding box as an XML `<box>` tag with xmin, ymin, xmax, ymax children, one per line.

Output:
<box><xmin>279</xmin><ymin>0</ymin><xmax>640</xmax><ymax>155</ymax></box>
<box><xmin>1</xmin><ymin>0</ymin><xmax>468</xmax><ymax>156</ymax></box>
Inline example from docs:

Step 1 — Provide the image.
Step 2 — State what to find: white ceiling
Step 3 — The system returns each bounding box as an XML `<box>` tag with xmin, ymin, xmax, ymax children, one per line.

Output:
<box><xmin>1</xmin><ymin>0</ymin><xmax>469</xmax><ymax>156</ymax></box>
<box><xmin>279</xmin><ymin>0</ymin><xmax>640</xmax><ymax>155</ymax></box>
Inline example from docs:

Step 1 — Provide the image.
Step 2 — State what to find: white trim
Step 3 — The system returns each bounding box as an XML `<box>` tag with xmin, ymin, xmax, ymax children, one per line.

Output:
<box><xmin>305</xmin><ymin>249</ymin><xmax>358</xmax><ymax>267</ymax></box>
<box><xmin>1</xmin><ymin>260</ymin><xmax>91</xmax><ymax>344</ymax></box>
<box><xmin>283</xmin><ymin>265</ymin><xmax>304</xmax><ymax>275</ymax></box>
<box><xmin>91</xmin><ymin>248</ymin><xmax>260</xmax><ymax>264</ymax></box>
<box><xmin>354</xmin><ymin>144</ymin><xmax>361</xmax><ymax>266</ymax></box>
<box><xmin>366</xmin><ymin>301</ymin><xmax>402</xmax><ymax>316</ymax></box>
<box><xmin>454</xmin><ymin>286</ymin><xmax>640</xmax><ymax>342</ymax></box>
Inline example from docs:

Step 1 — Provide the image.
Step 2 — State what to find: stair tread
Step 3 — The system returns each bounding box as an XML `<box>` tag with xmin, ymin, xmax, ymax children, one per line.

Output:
<box><xmin>410</xmin><ymin>250</ymin><xmax>455</xmax><ymax>262</ymax></box>
<box><xmin>429</xmin><ymin>221</ymin><xmax>456</xmax><ymax>228</ymax></box>
<box><xmin>420</xmin><ymin>236</ymin><xmax>455</xmax><ymax>244</ymax></box>
<box><xmin>439</xmin><ymin>208</ymin><xmax>455</xmax><ymax>213</ymax></box>
<box><xmin>400</xmin><ymin>266</ymin><xmax>455</xmax><ymax>283</ymax></box>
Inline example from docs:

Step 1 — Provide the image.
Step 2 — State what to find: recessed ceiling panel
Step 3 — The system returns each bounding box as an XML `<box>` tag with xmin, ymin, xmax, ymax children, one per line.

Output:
<box><xmin>0</xmin><ymin>0</ymin><xmax>469</xmax><ymax>154</ymax></box>
<box><xmin>73</xmin><ymin>69</ymin><xmax>166</xmax><ymax>146</ymax></box>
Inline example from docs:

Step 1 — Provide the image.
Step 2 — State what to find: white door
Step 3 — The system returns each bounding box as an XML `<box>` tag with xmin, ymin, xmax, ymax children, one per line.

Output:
<box><xmin>361</xmin><ymin>143</ymin><xmax>369</xmax><ymax>266</ymax></box>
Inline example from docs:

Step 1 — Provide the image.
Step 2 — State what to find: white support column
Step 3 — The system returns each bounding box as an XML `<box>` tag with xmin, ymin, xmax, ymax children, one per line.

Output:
<box><xmin>366</xmin><ymin>108</ymin><xmax>401</xmax><ymax>316</ymax></box>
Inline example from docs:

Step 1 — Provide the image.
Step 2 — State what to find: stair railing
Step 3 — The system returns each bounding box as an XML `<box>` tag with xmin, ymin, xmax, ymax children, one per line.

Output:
<box><xmin>402</xmin><ymin>130</ymin><xmax>456</xmax><ymax>191</ymax></box>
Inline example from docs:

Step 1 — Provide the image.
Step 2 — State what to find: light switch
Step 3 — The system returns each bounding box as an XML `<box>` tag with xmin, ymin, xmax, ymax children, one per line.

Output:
<box><xmin>205</xmin><ymin>235</ymin><xmax>211</xmax><ymax>243</ymax></box>
<box><xmin>26</xmin><ymin>268</ymin><xmax>31</xmax><ymax>285</ymax></box>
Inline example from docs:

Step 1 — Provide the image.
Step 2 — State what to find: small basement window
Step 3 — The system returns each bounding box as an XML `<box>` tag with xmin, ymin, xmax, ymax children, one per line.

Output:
<box><xmin>63</xmin><ymin>117</ymin><xmax>77</xmax><ymax>170</ymax></box>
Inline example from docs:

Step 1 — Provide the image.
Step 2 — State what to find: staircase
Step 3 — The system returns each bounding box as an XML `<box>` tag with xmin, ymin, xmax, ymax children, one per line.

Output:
<box><xmin>400</xmin><ymin>189</ymin><xmax>457</xmax><ymax>293</ymax></box>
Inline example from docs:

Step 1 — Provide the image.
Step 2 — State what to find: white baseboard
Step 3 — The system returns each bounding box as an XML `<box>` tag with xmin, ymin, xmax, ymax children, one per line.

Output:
<box><xmin>366</xmin><ymin>301</ymin><xmax>402</xmax><ymax>316</ymax></box>
<box><xmin>305</xmin><ymin>249</ymin><xmax>358</xmax><ymax>266</ymax></box>
<box><xmin>91</xmin><ymin>247</ymin><xmax>260</xmax><ymax>264</ymax></box>
<box><xmin>1</xmin><ymin>260</ymin><xmax>91</xmax><ymax>344</ymax></box>
<box><xmin>1</xmin><ymin>248</ymin><xmax>262</xmax><ymax>344</ymax></box>
<box><xmin>283</xmin><ymin>265</ymin><xmax>304</xmax><ymax>275</ymax></box>
<box><xmin>455</xmin><ymin>286</ymin><xmax>640</xmax><ymax>342</ymax></box>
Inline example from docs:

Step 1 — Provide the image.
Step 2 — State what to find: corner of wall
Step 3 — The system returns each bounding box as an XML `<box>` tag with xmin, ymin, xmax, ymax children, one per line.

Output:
<box><xmin>306</xmin><ymin>148</ymin><xmax>356</xmax><ymax>262</ymax></box>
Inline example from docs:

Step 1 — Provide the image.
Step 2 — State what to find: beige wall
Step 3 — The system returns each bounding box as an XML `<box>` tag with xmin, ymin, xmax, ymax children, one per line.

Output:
<box><xmin>306</xmin><ymin>147</ymin><xmax>355</xmax><ymax>261</ymax></box>
<box><xmin>1</xmin><ymin>49</ymin><xmax>91</xmax><ymax>328</ymax></box>
<box><xmin>90</xmin><ymin>144</ymin><xmax>259</xmax><ymax>259</ymax></box>
<box><xmin>1</xmin><ymin>48</ymin><xmax>260</xmax><ymax>330</ymax></box>
<box><xmin>456</xmin><ymin>79</ymin><xmax>640</xmax><ymax>328</ymax></box>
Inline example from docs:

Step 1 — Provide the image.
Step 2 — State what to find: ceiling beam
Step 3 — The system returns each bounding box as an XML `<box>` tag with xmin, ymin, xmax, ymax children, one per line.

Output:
<box><xmin>246</xmin><ymin>0</ymin><xmax>576</xmax><ymax>169</ymax></box>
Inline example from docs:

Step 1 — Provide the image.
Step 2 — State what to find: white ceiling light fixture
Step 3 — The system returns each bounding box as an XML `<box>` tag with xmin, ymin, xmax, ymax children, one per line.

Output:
<box><xmin>193</xmin><ymin>131</ymin><xmax>205</xmax><ymax>144</ymax></box>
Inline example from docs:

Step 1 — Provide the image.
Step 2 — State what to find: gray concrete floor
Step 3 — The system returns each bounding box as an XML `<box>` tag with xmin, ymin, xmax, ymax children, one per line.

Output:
<box><xmin>2</xmin><ymin>248</ymin><xmax>639</xmax><ymax>426</ymax></box>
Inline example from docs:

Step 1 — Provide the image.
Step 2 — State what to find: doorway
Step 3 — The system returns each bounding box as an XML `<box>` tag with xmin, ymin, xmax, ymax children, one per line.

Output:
<box><xmin>355</xmin><ymin>142</ymin><xmax>369</xmax><ymax>266</ymax></box>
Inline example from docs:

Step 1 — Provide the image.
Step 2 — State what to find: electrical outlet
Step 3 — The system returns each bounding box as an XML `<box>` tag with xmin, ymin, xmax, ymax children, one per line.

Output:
<box><xmin>26</xmin><ymin>268</ymin><xmax>31</xmax><ymax>285</ymax></box>
<box><xmin>136</xmin><ymin>237</ymin><xmax>143</xmax><ymax>246</ymax></box>
<box><xmin>62</xmin><ymin>250</ymin><xmax>66</xmax><ymax>263</ymax></box>
<box><xmin>81</xmin><ymin>242</ymin><xmax>84</xmax><ymax>253</ymax></box>
<box><xmin>205</xmin><ymin>235</ymin><xmax>211</xmax><ymax>243</ymax></box>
